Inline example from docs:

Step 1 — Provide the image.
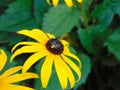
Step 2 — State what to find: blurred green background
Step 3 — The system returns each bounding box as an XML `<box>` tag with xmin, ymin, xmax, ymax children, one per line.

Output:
<box><xmin>0</xmin><ymin>0</ymin><xmax>120</xmax><ymax>90</ymax></box>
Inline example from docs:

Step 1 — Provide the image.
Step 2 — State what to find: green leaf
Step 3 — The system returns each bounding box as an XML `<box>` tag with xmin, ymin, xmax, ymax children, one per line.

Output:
<box><xmin>77</xmin><ymin>28</ymin><xmax>94</xmax><ymax>53</ymax></box>
<box><xmin>0</xmin><ymin>0</ymin><xmax>38</xmax><ymax>32</ymax></box>
<box><xmin>105</xmin><ymin>28</ymin><xmax>120</xmax><ymax>61</ymax></box>
<box><xmin>42</xmin><ymin>5</ymin><xmax>81</xmax><ymax>37</ymax></box>
<box><xmin>0</xmin><ymin>0</ymin><xmax>13</xmax><ymax>15</ymax></box>
<box><xmin>91</xmin><ymin>0</ymin><xmax>120</xmax><ymax>31</ymax></box>
<box><xmin>74</xmin><ymin>53</ymin><xmax>91</xmax><ymax>90</ymax></box>
<box><xmin>77</xmin><ymin>27</ymin><xmax>113</xmax><ymax>53</ymax></box>
<box><xmin>34</xmin><ymin>0</ymin><xmax>49</xmax><ymax>26</ymax></box>
<box><xmin>82</xmin><ymin>0</ymin><xmax>92</xmax><ymax>12</ymax></box>
<box><xmin>0</xmin><ymin>31</ymin><xmax>24</xmax><ymax>46</ymax></box>
<box><xmin>108</xmin><ymin>0</ymin><xmax>120</xmax><ymax>15</ymax></box>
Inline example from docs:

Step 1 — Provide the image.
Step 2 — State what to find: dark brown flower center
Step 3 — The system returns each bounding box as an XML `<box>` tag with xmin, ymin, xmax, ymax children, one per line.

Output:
<box><xmin>46</xmin><ymin>38</ymin><xmax>64</xmax><ymax>55</ymax></box>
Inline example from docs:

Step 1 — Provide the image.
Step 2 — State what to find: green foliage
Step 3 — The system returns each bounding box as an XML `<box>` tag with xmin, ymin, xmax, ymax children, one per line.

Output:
<box><xmin>91</xmin><ymin>0</ymin><xmax>120</xmax><ymax>31</ymax></box>
<box><xmin>42</xmin><ymin>5</ymin><xmax>81</xmax><ymax>37</ymax></box>
<box><xmin>0</xmin><ymin>31</ymin><xmax>24</xmax><ymax>46</ymax></box>
<box><xmin>78</xmin><ymin>28</ymin><xmax>95</xmax><ymax>53</ymax></box>
<box><xmin>81</xmin><ymin>0</ymin><xmax>92</xmax><ymax>12</ymax></box>
<box><xmin>0</xmin><ymin>0</ymin><xmax>120</xmax><ymax>90</ymax></box>
<box><xmin>34</xmin><ymin>0</ymin><xmax>49</xmax><ymax>25</ymax></box>
<box><xmin>78</xmin><ymin>27</ymin><xmax>112</xmax><ymax>53</ymax></box>
<box><xmin>0</xmin><ymin>0</ymin><xmax>39</xmax><ymax>32</ymax></box>
<box><xmin>105</xmin><ymin>28</ymin><xmax>120</xmax><ymax>61</ymax></box>
<box><xmin>74</xmin><ymin>53</ymin><xmax>91</xmax><ymax>90</ymax></box>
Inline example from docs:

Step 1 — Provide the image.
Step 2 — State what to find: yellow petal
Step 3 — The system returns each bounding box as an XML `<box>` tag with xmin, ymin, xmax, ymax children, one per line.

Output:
<box><xmin>52</xmin><ymin>0</ymin><xmax>59</xmax><ymax>7</ymax></box>
<box><xmin>0</xmin><ymin>83</ymin><xmax>34</xmax><ymax>90</ymax></box>
<box><xmin>64</xmin><ymin>0</ymin><xmax>73</xmax><ymax>7</ymax></box>
<box><xmin>60</xmin><ymin>40</ymin><xmax>69</xmax><ymax>46</ymax></box>
<box><xmin>10</xmin><ymin>45</ymin><xmax>42</xmax><ymax>62</ymax></box>
<box><xmin>46</xmin><ymin>0</ymin><xmax>51</xmax><ymax>5</ymax></box>
<box><xmin>0</xmin><ymin>66</ymin><xmax>22</xmax><ymax>79</ymax></box>
<box><xmin>46</xmin><ymin>33</ymin><xmax>55</xmax><ymax>39</ymax></box>
<box><xmin>63</xmin><ymin>46</ymin><xmax>80</xmax><ymax>64</ymax></box>
<box><xmin>11</xmin><ymin>42</ymin><xmax>40</xmax><ymax>53</ymax></box>
<box><xmin>2</xmin><ymin>73</ymin><xmax>38</xmax><ymax>83</ymax></box>
<box><xmin>17</xmin><ymin>29</ymin><xmax>48</xmax><ymax>43</ymax></box>
<box><xmin>77</xmin><ymin>0</ymin><xmax>83</xmax><ymax>3</ymax></box>
<box><xmin>41</xmin><ymin>54</ymin><xmax>54</xmax><ymax>88</ymax></box>
<box><xmin>22</xmin><ymin>51</ymin><xmax>47</xmax><ymax>73</ymax></box>
<box><xmin>61</xmin><ymin>55</ymin><xmax>81</xmax><ymax>82</ymax></box>
<box><xmin>0</xmin><ymin>49</ymin><xmax>7</xmax><ymax>71</ymax></box>
<box><xmin>60</xmin><ymin>56</ymin><xmax>75</xmax><ymax>88</ymax></box>
<box><xmin>54</xmin><ymin>56</ymin><xmax>67</xmax><ymax>89</ymax></box>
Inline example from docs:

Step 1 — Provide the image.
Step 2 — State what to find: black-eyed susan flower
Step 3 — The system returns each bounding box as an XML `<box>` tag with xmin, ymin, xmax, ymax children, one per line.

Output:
<box><xmin>10</xmin><ymin>29</ymin><xmax>81</xmax><ymax>89</ymax></box>
<box><xmin>0</xmin><ymin>49</ymin><xmax>38</xmax><ymax>90</ymax></box>
<box><xmin>46</xmin><ymin>0</ymin><xmax>83</xmax><ymax>7</ymax></box>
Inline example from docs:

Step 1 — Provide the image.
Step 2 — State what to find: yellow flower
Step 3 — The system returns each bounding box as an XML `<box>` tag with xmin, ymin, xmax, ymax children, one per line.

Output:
<box><xmin>0</xmin><ymin>49</ymin><xmax>38</xmax><ymax>90</ymax></box>
<box><xmin>10</xmin><ymin>29</ymin><xmax>81</xmax><ymax>89</ymax></box>
<box><xmin>46</xmin><ymin>0</ymin><xmax>83</xmax><ymax>7</ymax></box>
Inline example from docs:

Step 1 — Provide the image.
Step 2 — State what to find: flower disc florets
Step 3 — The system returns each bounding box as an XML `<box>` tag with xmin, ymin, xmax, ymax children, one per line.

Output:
<box><xmin>46</xmin><ymin>38</ymin><xmax>64</xmax><ymax>55</ymax></box>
